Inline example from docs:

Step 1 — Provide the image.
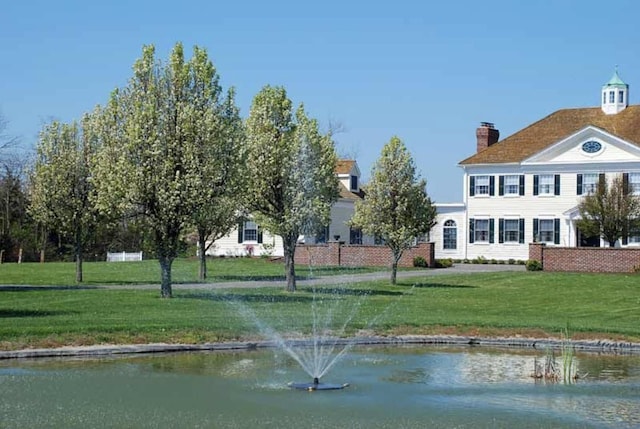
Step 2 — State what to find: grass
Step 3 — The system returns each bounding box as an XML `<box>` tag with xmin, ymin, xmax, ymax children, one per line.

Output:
<box><xmin>1</xmin><ymin>267</ymin><xmax>639</xmax><ymax>351</ymax></box>
<box><xmin>0</xmin><ymin>257</ymin><xmax>383</xmax><ymax>286</ymax></box>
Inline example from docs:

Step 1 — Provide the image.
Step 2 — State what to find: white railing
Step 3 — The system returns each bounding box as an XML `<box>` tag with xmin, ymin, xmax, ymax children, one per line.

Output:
<box><xmin>106</xmin><ymin>251</ymin><xmax>143</xmax><ymax>262</ymax></box>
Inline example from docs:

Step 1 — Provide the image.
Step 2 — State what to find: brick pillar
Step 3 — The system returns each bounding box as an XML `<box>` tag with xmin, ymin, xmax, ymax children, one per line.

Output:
<box><xmin>529</xmin><ymin>243</ymin><xmax>545</xmax><ymax>267</ymax></box>
<box><xmin>328</xmin><ymin>241</ymin><xmax>341</xmax><ymax>266</ymax></box>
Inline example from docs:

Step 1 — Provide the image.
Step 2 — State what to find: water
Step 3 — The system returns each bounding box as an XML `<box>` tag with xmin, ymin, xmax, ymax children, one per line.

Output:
<box><xmin>224</xmin><ymin>283</ymin><xmax>379</xmax><ymax>382</ymax></box>
<box><xmin>1</xmin><ymin>346</ymin><xmax>639</xmax><ymax>428</ymax></box>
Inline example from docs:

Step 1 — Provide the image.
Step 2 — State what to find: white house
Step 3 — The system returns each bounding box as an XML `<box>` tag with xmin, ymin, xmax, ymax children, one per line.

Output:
<box><xmin>434</xmin><ymin>70</ymin><xmax>640</xmax><ymax>261</ymax></box>
<box><xmin>207</xmin><ymin>160</ymin><xmax>371</xmax><ymax>257</ymax></box>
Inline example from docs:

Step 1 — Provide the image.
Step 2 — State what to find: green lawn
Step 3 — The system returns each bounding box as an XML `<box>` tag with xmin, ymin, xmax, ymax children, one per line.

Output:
<box><xmin>0</xmin><ymin>257</ymin><xmax>382</xmax><ymax>286</ymax></box>
<box><xmin>1</xmin><ymin>270</ymin><xmax>639</xmax><ymax>351</ymax></box>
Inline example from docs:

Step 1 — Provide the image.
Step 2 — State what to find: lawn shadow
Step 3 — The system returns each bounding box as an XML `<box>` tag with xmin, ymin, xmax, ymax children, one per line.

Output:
<box><xmin>207</xmin><ymin>275</ymin><xmax>311</xmax><ymax>282</ymax></box>
<box><xmin>409</xmin><ymin>282</ymin><xmax>477</xmax><ymax>289</ymax></box>
<box><xmin>178</xmin><ymin>292</ymin><xmax>322</xmax><ymax>304</ymax></box>
<box><xmin>0</xmin><ymin>285</ymin><xmax>100</xmax><ymax>291</ymax></box>
<box><xmin>0</xmin><ymin>309</ymin><xmax>77</xmax><ymax>318</ymax></box>
<box><xmin>301</xmin><ymin>287</ymin><xmax>404</xmax><ymax>297</ymax></box>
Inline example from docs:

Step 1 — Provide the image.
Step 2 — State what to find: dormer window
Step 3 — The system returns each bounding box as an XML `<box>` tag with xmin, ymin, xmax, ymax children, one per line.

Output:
<box><xmin>350</xmin><ymin>175</ymin><xmax>358</xmax><ymax>191</ymax></box>
<box><xmin>619</xmin><ymin>90</ymin><xmax>624</xmax><ymax>103</ymax></box>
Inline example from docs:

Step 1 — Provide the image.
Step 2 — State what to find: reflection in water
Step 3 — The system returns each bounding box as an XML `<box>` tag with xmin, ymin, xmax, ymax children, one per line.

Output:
<box><xmin>0</xmin><ymin>345</ymin><xmax>639</xmax><ymax>429</ymax></box>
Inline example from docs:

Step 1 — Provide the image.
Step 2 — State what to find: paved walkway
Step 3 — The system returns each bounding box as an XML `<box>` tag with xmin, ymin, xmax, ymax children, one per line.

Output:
<box><xmin>98</xmin><ymin>263</ymin><xmax>526</xmax><ymax>290</ymax></box>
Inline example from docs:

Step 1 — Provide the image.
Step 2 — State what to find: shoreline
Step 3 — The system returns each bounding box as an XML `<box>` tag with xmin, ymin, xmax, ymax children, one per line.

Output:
<box><xmin>2</xmin><ymin>334</ymin><xmax>640</xmax><ymax>360</ymax></box>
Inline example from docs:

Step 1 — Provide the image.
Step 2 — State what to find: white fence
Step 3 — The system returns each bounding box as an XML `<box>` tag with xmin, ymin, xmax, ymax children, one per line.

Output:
<box><xmin>106</xmin><ymin>251</ymin><xmax>143</xmax><ymax>262</ymax></box>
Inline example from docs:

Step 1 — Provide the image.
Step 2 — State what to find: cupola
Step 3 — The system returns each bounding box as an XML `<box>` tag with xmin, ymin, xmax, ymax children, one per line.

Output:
<box><xmin>601</xmin><ymin>67</ymin><xmax>628</xmax><ymax>115</ymax></box>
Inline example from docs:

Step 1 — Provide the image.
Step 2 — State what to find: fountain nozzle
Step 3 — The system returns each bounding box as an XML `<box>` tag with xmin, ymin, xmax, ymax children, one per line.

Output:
<box><xmin>313</xmin><ymin>377</ymin><xmax>319</xmax><ymax>385</ymax></box>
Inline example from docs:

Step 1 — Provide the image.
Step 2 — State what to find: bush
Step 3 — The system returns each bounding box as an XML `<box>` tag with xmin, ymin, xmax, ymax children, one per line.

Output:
<box><xmin>526</xmin><ymin>259</ymin><xmax>543</xmax><ymax>271</ymax></box>
<box><xmin>413</xmin><ymin>256</ymin><xmax>428</xmax><ymax>268</ymax></box>
<box><xmin>435</xmin><ymin>258</ymin><xmax>453</xmax><ymax>268</ymax></box>
<box><xmin>508</xmin><ymin>258</ymin><xmax>516</xmax><ymax>265</ymax></box>
<box><xmin>473</xmin><ymin>256</ymin><xmax>488</xmax><ymax>264</ymax></box>
<box><xmin>490</xmin><ymin>259</ymin><xmax>497</xmax><ymax>264</ymax></box>
<box><xmin>517</xmin><ymin>260</ymin><xmax>526</xmax><ymax>265</ymax></box>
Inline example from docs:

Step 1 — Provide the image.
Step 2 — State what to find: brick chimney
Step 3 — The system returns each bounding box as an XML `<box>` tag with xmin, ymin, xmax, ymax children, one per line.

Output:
<box><xmin>476</xmin><ymin>122</ymin><xmax>499</xmax><ymax>153</ymax></box>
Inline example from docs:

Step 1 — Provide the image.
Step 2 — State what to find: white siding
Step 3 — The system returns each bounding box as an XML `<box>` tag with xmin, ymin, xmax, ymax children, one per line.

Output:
<box><xmin>434</xmin><ymin>204</ymin><xmax>466</xmax><ymax>260</ymax></box>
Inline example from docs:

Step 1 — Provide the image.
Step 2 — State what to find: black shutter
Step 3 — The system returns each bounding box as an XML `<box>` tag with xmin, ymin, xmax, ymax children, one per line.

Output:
<box><xmin>577</xmin><ymin>174</ymin><xmax>583</xmax><ymax>195</ymax></box>
<box><xmin>498</xmin><ymin>218</ymin><xmax>504</xmax><ymax>243</ymax></box>
<box><xmin>237</xmin><ymin>222</ymin><xmax>244</xmax><ymax>243</ymax></box>
<box><xmin>498</xmin><ymin>176</ymin><xmax>504</xmax><ymax>196</ymax></box>
<box><xmin>257</xmin><ymin>226</ymin><xmax>263</xmax><ymax>244</ymax></box>
<box><xmin>469</xmin><ymin>176</ymin><xmax>475</xmax><ymax>196</ymax></box>
<box><xmin>489</xmin><ymin>219</ymin><xmax>495</xmax><ymax>244</ymax></box>
<box><xmin>554</xmin><ymin>218</ymin><xmax>560</xmax><ymax>245</ymax></box>
<box><xmin>599</xmin><ymin>173</ymin><xmax>606</xmax><ymax>190</ymax></box>
<box><xmin>489</xmin><ymin>176</ymin><xmax>495</xmax><ymax>196</ymax></box>
<box><xmin>519</xmin><ymin>175</ymin><xmax>525</xmax><ymax>196</ymax></box>
<box><xmin>533</xmin><ymin>175</ymin><xmax>539</xmax><ymax>196</ymax></box>
<box><xmin>623</xmin><ymin>173</ymin><xmax>630</xmax><ymax>195</ymax></box>
<box><xmin>519</xmin><ymin>218</ymin><xmax>525</xmax><ymax>244</ymax></box>
<box><xmin>554</xmin><ymin>175</ymin><xmax>560</xmax><ymax>195</ymax></box>
<box><xmin>533</xmin><ymin>218</ymin><xmax>539</xmax><ymax>242</ymax></box>
<box><xmin>469</xmin><ymin>218</ymin><xmax>475</xmax><ymax>244</ymax></box>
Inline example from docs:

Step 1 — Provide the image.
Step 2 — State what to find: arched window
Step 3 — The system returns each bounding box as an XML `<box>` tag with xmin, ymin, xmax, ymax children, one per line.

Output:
<box><xmin>443</xmin><ymin>220</ymin><xmax>457</xmax><ymax>250</ymax></box>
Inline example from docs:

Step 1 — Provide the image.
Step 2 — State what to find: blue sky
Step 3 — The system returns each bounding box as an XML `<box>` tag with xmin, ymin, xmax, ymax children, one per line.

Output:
<box><xmin>2</xmin><ymin>0</ymin><xmax>640</xmax><ymax>202</ymax></box>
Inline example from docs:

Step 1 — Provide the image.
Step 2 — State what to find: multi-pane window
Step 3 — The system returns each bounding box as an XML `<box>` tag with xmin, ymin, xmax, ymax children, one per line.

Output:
<box><xmin>474</xmin><ymin>219</ymin><xmax>490</xmax><ymax>242</ymax></box>
<box><xmin>504</xmin><ymin>175</ymin><xmax>520</xmax><ymax>195</ymax></box>
<box><xmin>349</xmin><ymin>227</ymin><xmax>362</xmax><ymax>245</ymax></box>
<box><xmin>538</xmin><ymin>219</ymin><xmax>555</xmax><ymax>243</ymax></box>
<box><xmin>474</xmin><ymin>175</ymin><xmax>490</xmax><ymax>195</ymax></box>
<box><xmin>603</xmin><ymin>92</ymin><xmax>607</xmax><ymax>104</ymax></box>
<box><xmin>243</xmin><ymin>221</ymin><xmax>258</xmax><ymax>241</ymax></box>
<box><xmin>350</xmin><ymin>175</ymin><xmax>358</xmax><ymax>191</ymax></box>
<box><xmin>503</xmin><ymin>219</ymin><xmax>520</xmax><ymax>243</ymax></box>
<box><xmin>619</xmin><ymin>90</ymin><xmax>625</xmax><ymax>104</ymax></box>
<box><xmin>629</xmin><ymin>173</ymin><xmax>640</xmax><ymax>194</ymax></box>
<box><xmin>443</xmin><ymin>220</ymin><xmax>457</xmax><ymax>250</ymax></box>
<box><xmin>315</xmin><ymin>226</ymin><xmax>329</xmax><ymax>244</ymax></box>
<box><xmin>538</xmin><ymin>174</ymin><xmax>554</xmax><ymax>195</ymax></box>
<box><xmin>582</xmin><ymin>173</ymin><xmax>598</xmax><ymax>194</ymax></box>
<box><xmin>609</xmin><ymin>91</ymin><xmax>615</xmax><ymax>103</ymax></box>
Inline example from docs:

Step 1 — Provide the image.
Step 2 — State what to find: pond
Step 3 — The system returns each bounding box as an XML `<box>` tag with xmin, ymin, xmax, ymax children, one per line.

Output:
<box><xmin>1</xmin><ymin>345</ymin><xmax>639</xmax><ymax>428</ymax></box>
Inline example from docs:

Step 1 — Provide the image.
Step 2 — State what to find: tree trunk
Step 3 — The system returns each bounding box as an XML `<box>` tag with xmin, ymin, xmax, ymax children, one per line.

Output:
<box><xmin>283</xmin><ymin>234</ymin><xmax>297</xmax><ymax>292</ymax></box>
<box><xmin>75</xmin><ymin>225</ymin><xmax>83</xmax><ymax>283</ymax></box>
<box><xmin>40</xmin><ymin>249</ymin><xmax>45</xmax><ymax>263</ymax></box>
<box><xmin>390</xmin><ymin>249</ymin><xmax>403</xmax><ymax>285</ymax></box>
<box><xmin>159</xmin><ymin>255</ymin><xmax>173</xmax><ymax>298</ymax></box>
<box><xmin>198</xmin><ymin>230</ymin><xmax>207</xmax><ymax>281</ymax></box>
<box><xmin>390</xmin><ymin>260</ymin><xmax>398</xmax><ymax>285</ymax></box>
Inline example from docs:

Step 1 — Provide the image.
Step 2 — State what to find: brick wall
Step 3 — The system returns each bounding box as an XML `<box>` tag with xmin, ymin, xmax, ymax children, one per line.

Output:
<box><xmin>529</xmin><ymin>243</ymin><xmax>640</xmax><ymax>273</ymax></box>
<box><xmin>295</xmin><ymin>242</ymin><xmax>435</xmax><ymax>268</ymax></box>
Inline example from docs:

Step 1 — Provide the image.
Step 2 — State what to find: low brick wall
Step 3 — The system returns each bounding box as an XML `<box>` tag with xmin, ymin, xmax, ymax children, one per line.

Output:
<box><xmin>295</xmin><ymin>242</ymin><xmax>435</xmax><ymax>268</ymax></box>
<box><xmin>529</xmin><ymin>243</ymin><xmax>640</xmax><ymax>273</ymax></box>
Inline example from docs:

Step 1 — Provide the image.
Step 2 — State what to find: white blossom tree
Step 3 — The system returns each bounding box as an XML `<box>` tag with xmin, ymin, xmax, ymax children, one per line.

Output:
<box><xmin>351</xmin><ymin>136</ymin><xmax>436</xmax><ymax>284</ymax></box>
<box><xmin>183</xmin><ymin>47</ymin><xmax>246</xmax><ymax>280</ymax></box>
<box><xmin>245</xmin><ymin>86</ymin><xmax>339</xmax><ymax>292</ymax></box>
<box><xmin>29</xmin><ymin>117</ymin><xmax>99</xmax><ymax>282</ymax></box>
<box><xmin>93</xmin><ymin>43</ymin><xmax>241</xmax><ymax>297</ymax></box>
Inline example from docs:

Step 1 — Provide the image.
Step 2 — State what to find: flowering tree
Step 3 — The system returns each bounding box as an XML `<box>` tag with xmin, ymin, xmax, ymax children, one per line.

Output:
<box><xmin>245</xmin><ymin>86</ymin><xmax>339</xmax><ymax>292</ymax></box>
<box><xmin>29</xmin><ymin>117</ymin><xmax>99</xmax><ymax>282</ymax></box>
<box><xmin>351</xmin><ymin>136</ymin><xmax>436</xmax><ymax>284</ymax></box>
<box><xmin>93</xmin><ymin>43</ymin><xmax>243</xmax><ymax>297</ymax></box>
<box><xmin>576</xmin><ymin>175</ymin><xmax>640</xmax><ymax>247</ymax></box>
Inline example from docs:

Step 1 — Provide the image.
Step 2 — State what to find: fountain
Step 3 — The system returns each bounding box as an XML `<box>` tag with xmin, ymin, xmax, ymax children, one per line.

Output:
<box><xmin>224</xmin><ymin>280</ymin><xmax>387</xmax><ymax>391</ymax></box>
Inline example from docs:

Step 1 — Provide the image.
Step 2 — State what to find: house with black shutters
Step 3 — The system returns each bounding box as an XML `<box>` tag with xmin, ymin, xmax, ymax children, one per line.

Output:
<box><xmin>433</xmin><ymin>70</ymin><xmax>640</xmax><ymax>260</ymax></box>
